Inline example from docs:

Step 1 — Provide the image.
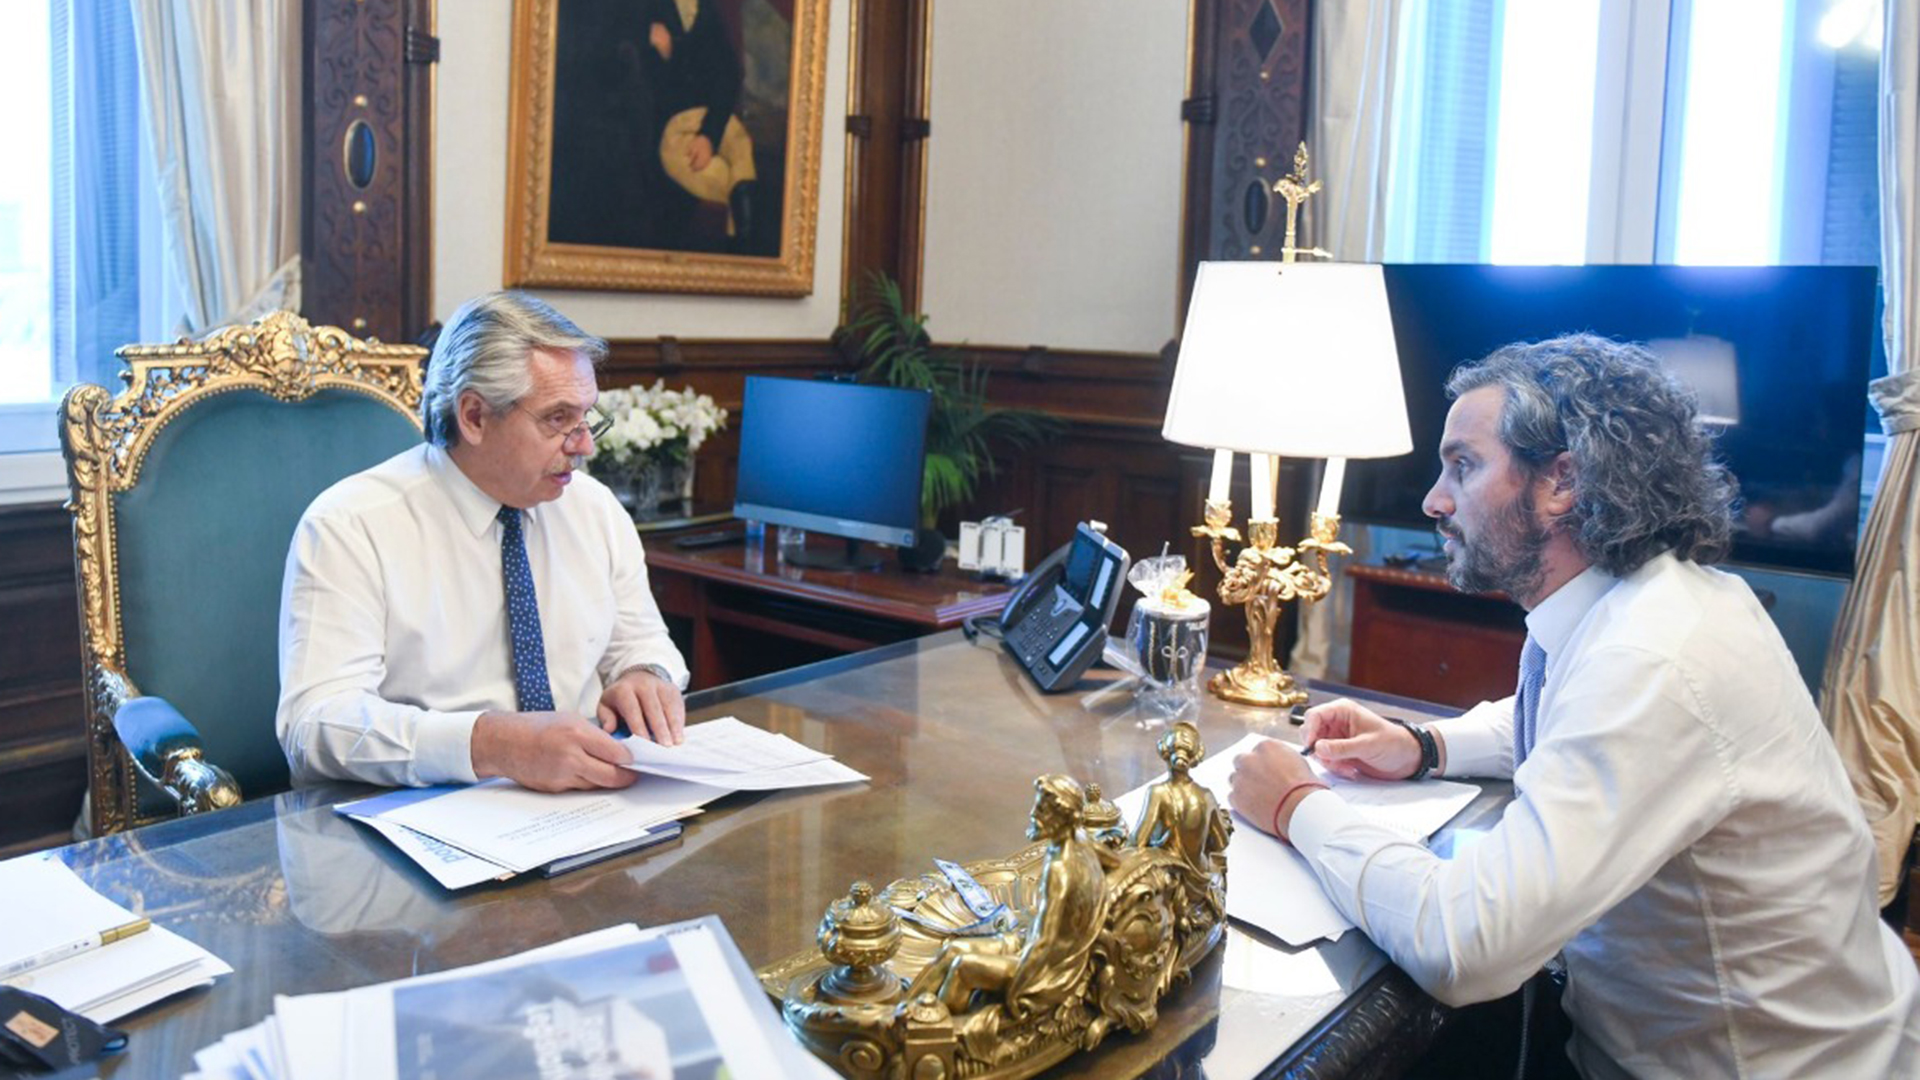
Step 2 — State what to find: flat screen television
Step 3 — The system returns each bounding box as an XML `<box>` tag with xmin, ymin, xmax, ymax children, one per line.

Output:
<box><xmin>1343</xmin><ymin>264</ymin><xmax>1879</xmax><ymax>578</ymax></box>
<box><xmin>733</xmin><ymin>376</ymin><xmax>932</xmax><ymax>570</ymax></box>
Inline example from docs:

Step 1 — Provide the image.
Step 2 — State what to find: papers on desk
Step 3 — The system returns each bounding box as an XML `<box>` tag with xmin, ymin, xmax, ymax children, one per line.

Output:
<box><xmin>1115</xmin><ymin>733</ymin><xmax>1479</xmax><ymax>947</ymax></box>
<box><xmin>0</xmin><ymin>854</ymin><xmax>232</xmax><ymax>1023</ymax></box>
<box><xmin>338</xmin><ymin>715</ymin><xmax>867</xmax><ymax>889</ymax></box>
<box><xmin>620</xmin><ymin>715</ymin><xmax>869</xmax><ymax>790</ymax></box>
<box><xmin>184</xmin><ymin>916</ymin><xmax>834</xmax><ymax>1080</ymax></box>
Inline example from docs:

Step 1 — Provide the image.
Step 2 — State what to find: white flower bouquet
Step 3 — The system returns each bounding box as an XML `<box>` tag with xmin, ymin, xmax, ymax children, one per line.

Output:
<box><xmin>591</xmin><ymin>380</ymin><xmax>729</xmax><ymax>473</ymax></box>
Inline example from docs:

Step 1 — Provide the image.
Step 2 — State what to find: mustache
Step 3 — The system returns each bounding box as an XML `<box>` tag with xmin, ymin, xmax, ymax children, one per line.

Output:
<box><xmin>564</xmin><ymin>454</ymin><xmax>587</xmax><ymax>471</ymax></box>
<box><xmin>1434</xmin><ymin>519</ymin><xmax>1462</xmax><ymax>542</ymax></box>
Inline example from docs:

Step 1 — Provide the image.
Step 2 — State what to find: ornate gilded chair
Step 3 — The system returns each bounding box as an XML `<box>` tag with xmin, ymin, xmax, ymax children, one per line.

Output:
<box><xmin>60</xmin><ymin>312</ymin><xmax>426</xmax><ymax>834</ymax></box>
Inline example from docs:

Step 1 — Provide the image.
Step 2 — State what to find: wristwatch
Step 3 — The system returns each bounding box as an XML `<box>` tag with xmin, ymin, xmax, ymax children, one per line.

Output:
<box><xmin>1388</xmin><ymin>716</ymin><xmax>1440</xmax><ymax>780</ymax></box>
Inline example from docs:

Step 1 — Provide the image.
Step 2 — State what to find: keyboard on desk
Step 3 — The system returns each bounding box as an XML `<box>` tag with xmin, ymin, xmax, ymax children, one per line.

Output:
<box><xmin>672</xmin><ymin>527</ymin><xmax>745</xmax><ymax>549</ymax></box>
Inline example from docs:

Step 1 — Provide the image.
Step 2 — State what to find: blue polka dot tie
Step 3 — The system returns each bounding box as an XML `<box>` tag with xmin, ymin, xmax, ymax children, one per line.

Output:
<box><xmin>498</xmin><ymin>506</ymin><xmax>555</xmax><ymax>712</ymax></box>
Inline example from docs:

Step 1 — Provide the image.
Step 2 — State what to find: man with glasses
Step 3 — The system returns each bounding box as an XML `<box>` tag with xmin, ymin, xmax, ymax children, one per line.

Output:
<box><xmin>276</xmin><ymin>291</ymin><xmax>689</xmax><ymax>793</ymax></box>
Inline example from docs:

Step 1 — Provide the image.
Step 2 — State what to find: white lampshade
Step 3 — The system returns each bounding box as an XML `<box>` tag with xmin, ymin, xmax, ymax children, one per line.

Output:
<box><xmin>1163</xmin><ymin>262</ymin><xmax>1412</xmax><ymax>459</ymax></box>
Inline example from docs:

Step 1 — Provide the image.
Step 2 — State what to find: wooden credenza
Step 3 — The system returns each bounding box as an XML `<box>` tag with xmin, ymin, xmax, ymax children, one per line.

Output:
<box><xmin>643</xmin><ymin>525</ymin><xmax>1012</xmax><ymax>690</ymax></box>
<box><xmin>1347</xmin><ymin>563</ymin><xmax>1527</xmax><ymax>709</ymax></box>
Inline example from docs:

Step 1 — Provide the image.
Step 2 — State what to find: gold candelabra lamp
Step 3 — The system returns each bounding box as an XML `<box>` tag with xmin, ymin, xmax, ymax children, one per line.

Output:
<box><xmin>1163</xmin><ymin>145</ymin><xmax>1412</xmax><ymax>709</ymax></box>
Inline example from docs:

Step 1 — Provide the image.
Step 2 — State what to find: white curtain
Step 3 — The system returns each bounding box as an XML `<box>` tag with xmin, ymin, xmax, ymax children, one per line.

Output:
<box><xmin>1824</xmin><ymin>0</ymin><xmax>1920</xmax><ymax>905</ymax></box>
<box><xmin>1291</xmin><ymin>0</ymin><xmax>1405</xmax><ymax>680</ymax></box>
<box><xmin>130</xmin><ymin>0</ymin><xmax>301</xmax><ymax>336</ymax></box>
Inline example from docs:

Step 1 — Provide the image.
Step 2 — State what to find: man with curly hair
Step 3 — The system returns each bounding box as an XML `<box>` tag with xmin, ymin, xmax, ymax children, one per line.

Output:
<box><xmin>1229</xmin><ymin>335</ymin><xmax>1920</xmax><ymax>1077</ymax></box>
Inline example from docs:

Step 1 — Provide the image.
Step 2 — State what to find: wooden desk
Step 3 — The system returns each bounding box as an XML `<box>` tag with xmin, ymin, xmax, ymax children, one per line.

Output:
<box><xmin>42</xmin><ymin>633</ymin><xmax>1504</xmax><ymax>1079</ymax></box>
<box><xmin>644</xmin><ymin>527</ymin><xmax>1011</xmax><ymax>689</ymax></box>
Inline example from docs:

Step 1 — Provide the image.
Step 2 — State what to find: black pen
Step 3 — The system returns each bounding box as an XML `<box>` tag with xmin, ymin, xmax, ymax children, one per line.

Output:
<box><xmin>1299</xmin><ymin>741</ymin><xmax>1316</xmax><ymax>758</ymax></box>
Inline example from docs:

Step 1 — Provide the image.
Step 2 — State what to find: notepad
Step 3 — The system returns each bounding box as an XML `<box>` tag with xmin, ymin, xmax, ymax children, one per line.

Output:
<box><xmin>0</xmin><ymin>854</ymin><xmax>231</xmax><ymax>1022</ymax></box>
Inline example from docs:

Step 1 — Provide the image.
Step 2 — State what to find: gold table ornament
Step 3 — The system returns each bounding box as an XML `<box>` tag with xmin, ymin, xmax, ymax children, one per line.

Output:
<box><xmin>1195</xmin><ymin>503</ymin><xmax>1350</xmax><ymax>708</ymax></box>
<box><xmin>760</xmin><ymin>723</ymin><xmax>1231</xmax><ymax>1080</ymax></box>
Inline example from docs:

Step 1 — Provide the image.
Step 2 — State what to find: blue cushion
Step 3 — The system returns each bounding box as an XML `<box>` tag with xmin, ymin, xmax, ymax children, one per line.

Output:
<box><xmin>112</xmin><ymin>387</ymin><xmax>420</xmax><ymax>802</ymax></box>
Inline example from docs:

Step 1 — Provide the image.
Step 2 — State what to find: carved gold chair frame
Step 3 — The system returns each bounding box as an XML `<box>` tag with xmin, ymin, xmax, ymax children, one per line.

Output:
<box><xmin>59</xmin><ymin>312</ymin><xmax>425</xmax><ymax>835</ymax></box>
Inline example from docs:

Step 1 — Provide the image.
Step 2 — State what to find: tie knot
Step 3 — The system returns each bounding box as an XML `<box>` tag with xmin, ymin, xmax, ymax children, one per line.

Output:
<box><xmin>497</xmin><ymin>506</ymin><xmax>522</xmax><ymax>533</ymax></box>
<box><xmin>1520</xmin><ymin>637</ymin><xmax>1547</xmax><ymax>680</ymax></box>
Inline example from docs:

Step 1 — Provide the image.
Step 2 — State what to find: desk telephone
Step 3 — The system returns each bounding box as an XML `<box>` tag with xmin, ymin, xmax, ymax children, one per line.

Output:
<box><xmin>1000</xmin><ymin>522</ymin><xmax>1130</xmax><ymax>691</ymax></box>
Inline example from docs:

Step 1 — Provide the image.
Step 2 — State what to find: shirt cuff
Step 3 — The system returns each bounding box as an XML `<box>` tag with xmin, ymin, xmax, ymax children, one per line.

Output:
<box><xmin>1432</xmin><ymin>701</ymin><xmax>1511</xmax><ymax>778</ymax></box>
<box><xmin>412</xmin><ymin>709</ymin><xmax>483</xmax><ymax>786</ymax></box>
<box><xmin>1287</xmin><ymin>787</ymin><xmax>1363</xmax><ymax>859</ymax></box>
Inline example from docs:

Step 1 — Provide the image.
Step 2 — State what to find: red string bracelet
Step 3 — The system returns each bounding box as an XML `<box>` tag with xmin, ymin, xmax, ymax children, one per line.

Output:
<box><xmin>1270</xmin><ymin>779</ymin><xmax>1331</xmax><ymax>843</ymax></box>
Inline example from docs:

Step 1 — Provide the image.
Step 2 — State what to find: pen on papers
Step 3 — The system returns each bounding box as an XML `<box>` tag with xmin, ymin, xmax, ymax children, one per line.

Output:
<box><xmin>0</xmin><ymin>918</ymin><xmax>151</xmax><ymax>981</ymax></box>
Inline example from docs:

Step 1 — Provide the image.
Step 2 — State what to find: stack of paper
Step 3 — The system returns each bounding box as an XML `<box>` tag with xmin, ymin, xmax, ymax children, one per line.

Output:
<box><xmin>339</xmin><ymin>715</ymin><xmax>867</xmax><ymax>889</ymax></box>
<box><xmin>620</xmin><ymin>716</ymin><xmax>868</xmax><ymax>790</ymax></box>
<box><xmin>1115</xmin><ymin>732</ymin><xmax>1480</xmax><ymax>946</ymax></box>
<box><xmin>185</xmin><ymin>916</ymin><xmax>836</xmax><ymax>1080</ymax></box>
<box><xmin>0</xmin><ymin>855</ymin><xmax>232</xmax><ymax>1022</ymax></box>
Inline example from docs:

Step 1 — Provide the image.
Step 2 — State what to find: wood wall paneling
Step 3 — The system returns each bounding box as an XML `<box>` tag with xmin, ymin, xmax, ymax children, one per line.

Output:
<box><xmin>304</xmin><ymin>0</ymin><xmax>436</xmax><ymax>344</ymax></box>
<box><xmin>840</xmin><ymin>0</ymin><xmax>933</xmax><ymax>308</ymax></box>
<box><xmin>1181</xmin><ymin>0</ymin><xmax>1313</xmax><ymax>305</ymax></box>
<box><xmin>0</xmin><ymin>505</ymin><xmax>85</xmax><ymax>854</ymax></box>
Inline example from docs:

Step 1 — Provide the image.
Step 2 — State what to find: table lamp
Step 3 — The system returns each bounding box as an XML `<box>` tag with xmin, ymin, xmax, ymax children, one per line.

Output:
<box><xmin>1163</xmin><ymin>261</ymin><xmax>1412</xmax><ymax>707</ymax></box>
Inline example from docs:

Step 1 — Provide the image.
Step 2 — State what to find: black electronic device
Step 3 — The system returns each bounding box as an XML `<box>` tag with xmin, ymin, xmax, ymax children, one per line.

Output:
<box><xmin>671</xmin><ymin>527</ymin><xmax>745</xmax><ymax>550</ymax></box>
<box><xmin>733</xmin><ymin>376</ymin><xmax>932</xmax><ymax>571</ymax></box>
<box><xmin>999</xmin><ymin>522</ymin><xmax>1130</xmax><ymax>692</ymax></box>
<box><xmin>1345</xmin><ymin>264</ymin><xmax>1881</xmax><ymax>577</ymax></box>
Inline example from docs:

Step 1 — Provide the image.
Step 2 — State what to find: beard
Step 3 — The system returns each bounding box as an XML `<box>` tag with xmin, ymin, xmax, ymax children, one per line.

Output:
<box><xmin>1438</xmin><ymin>486</ymin><xmax>1550</xmax><ymax>600</ymax></box>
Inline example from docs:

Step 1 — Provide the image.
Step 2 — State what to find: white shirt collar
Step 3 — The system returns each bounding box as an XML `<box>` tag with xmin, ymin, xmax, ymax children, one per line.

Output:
<box><xmin>424</xmin><ymin>443</ymin><xmax>510</xmax><ymax>538</ymax></box>
<box><xmin>1524</xmin><ymin>562</ymin><xmax>1615</xmax><ymax>660</ymax></box>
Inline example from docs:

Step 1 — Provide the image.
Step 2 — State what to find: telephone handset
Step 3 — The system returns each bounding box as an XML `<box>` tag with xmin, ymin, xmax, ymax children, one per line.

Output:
<box><xmin>999</xmin><ymin>522</ymin><xmax>1130</xmax><ymax>692</ymax></box>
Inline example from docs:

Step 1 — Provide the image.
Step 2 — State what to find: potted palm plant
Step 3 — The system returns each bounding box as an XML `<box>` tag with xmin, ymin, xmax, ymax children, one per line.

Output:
<box><xmin>838</xmin><ymin>273</ymin><xmax>1057</xmax><ymax>567</ymax></box>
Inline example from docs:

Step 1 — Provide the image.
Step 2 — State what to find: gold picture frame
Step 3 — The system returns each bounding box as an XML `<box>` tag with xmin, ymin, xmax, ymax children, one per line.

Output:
<box><xmin>504</xmin><ymin>0</ymin><xmax>829</xmax><ymax>296</ymax></box>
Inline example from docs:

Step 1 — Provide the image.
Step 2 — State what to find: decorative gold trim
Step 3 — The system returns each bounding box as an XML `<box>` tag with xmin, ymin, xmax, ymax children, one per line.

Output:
<box><xmin>60</xmin><ymin>311</ymin><xmax>425</xmax><ymax>834</ymax></box>
<box><xmin>503</xmin><ymin>0</ymin><xmax>830</xmax><ymax>296</ymax></box>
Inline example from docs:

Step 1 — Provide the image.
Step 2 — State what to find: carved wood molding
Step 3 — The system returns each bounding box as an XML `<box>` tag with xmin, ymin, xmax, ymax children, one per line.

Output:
<box><xmin>1181</xmin><ymin>0</ymin><xmax>1313</xmax><ymax>311</ymax></box>
<box><xmin>304</xmin><ymin>0</ymin><xmax>435</xmax><ymax>343</ymax></box>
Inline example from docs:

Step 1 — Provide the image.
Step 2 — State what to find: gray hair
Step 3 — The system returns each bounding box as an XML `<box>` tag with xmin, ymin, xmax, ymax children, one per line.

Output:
<box><xmin>1446</xmin><ymin>333</ymin><xmax>1737</xmax><ymax>575</ymax></box>
<box><xmin>421</xmin><ymin>291</ymin><xmax>608</xmax><ymax>448</ymax></box>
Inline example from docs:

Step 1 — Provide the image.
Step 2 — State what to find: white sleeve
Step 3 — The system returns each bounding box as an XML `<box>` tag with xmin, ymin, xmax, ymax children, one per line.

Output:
<box><xmin>1432</xmin><ymin>697</ymin><xmax>1515</xmax><ymax>779</ymax></box>
<box><xmin>598</xmin><ymin>508</ymin><xmax>690</xmax><ymax>690</ymax></box>
<box><xmin>276</xmin><ymin>510</ymin><xmax>481</xmax><ymax>787</ymax></box>
<box><xmin>1288</xmin><ymin>644</ymin><xmax>1732</xmax><ymax>1007</ymax></box>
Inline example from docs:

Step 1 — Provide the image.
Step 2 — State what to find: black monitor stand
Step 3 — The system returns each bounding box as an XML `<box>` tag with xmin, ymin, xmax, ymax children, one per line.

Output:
<box><xmin>784</xmin><ymin>536</ymin><xmax>884</xmax><ymax>572</ymax></box>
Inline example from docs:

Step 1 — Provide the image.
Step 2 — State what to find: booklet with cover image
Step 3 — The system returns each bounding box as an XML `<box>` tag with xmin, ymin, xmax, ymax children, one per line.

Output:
<box><xmin>391</xmin><ymin>935</ymin><xmax>723</xmax><ymax>1080</ymax></box>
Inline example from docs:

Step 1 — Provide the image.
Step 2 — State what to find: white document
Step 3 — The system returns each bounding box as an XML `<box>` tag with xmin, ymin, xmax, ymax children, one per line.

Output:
<box><xmin>370</xmin><ymin>775</ymin><xmax>730</xmax><ymax>873</ymax></box>
<box><xmin>701</xmin><ymin>756</ymin><xmax>870</xmax><ymax>791</ymax></box>
<box><xmin>350</xmin><ymin>814</ymin><xmax>514</xmax><ymax>890</ymax></box>
<box><xmin>0</xmin><ymin>854</ymin><xmax>232</xmax><ymax>1021</ymax></box>
<box><xmin>1116</xmin><ymin>733</ymin><xmax>1479</xmax><ymax>946</ymax></box>
<box><xmin>620</xmin><ymin>715</ymin><xmax>827</xmax><ymax>774</ymax></box>
<box><xmin>618</xmin><ymin>715</ymin><xmax>867</xmax><ymax>790</ymax></box>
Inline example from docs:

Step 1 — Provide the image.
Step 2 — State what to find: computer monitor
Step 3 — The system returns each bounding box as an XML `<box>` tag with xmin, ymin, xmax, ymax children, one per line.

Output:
<box><xmin>733</xmin><ymin>376</ymin><xmax>932</xmax><ymax>571</ymax></box>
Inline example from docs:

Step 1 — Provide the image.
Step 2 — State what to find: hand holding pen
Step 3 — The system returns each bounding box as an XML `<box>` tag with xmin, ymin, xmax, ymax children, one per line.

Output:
<box><xmin>1287</xmin><ymin>699</ymin><xmax>1429</xmax><ymax>781</ymax></box>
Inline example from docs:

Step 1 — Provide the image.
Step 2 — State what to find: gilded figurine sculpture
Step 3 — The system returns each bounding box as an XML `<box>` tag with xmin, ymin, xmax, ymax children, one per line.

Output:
<box><xmin>761</xmin><ymin>723</ymin><xmax>1231</xmax><ymax>1080</ymax></box>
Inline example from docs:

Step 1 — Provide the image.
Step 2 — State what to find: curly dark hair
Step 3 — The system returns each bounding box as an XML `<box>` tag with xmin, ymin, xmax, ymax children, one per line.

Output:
<box><xmin>1446</xmin><ymin>333</ymin><xmax>1738</xmax><ymax>575</ymax></box>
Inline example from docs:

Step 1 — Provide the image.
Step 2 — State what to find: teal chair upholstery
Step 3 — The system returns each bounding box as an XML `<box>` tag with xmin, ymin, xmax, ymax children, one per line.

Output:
<box><xmin>60</xmin><ymin>312</ymin><xmax>426</xmax><ymax>834</ymax></box>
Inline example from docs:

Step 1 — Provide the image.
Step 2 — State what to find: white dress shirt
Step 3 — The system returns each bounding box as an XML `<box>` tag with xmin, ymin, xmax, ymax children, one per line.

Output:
<box><xmin>1290</xmin><ymin>553</ymin><xmax>1920</xmax><ymax>1078</ymax></box>
<box><xmin>277</xmin><ymin>444</ymin><xmax>688</xmax><ymax>787</ymax></box>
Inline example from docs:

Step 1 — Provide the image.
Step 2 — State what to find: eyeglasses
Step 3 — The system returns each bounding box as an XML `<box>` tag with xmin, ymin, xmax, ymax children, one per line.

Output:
<box><xmin>518</xmin><ymin>403</ymin><xmax>613</xmax><ymax>443</ymax></box>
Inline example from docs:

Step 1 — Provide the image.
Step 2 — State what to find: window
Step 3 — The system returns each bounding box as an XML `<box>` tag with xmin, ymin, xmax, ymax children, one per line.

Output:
<box><xmin>1385</xmin><ymin>0</ymin><xmax>1882</xmax><ymax>268</ymax></box>
<box><xmin>1</xmin><ymin>0</ymin><xmax>176</xmax><ymax>497</ymax></box>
